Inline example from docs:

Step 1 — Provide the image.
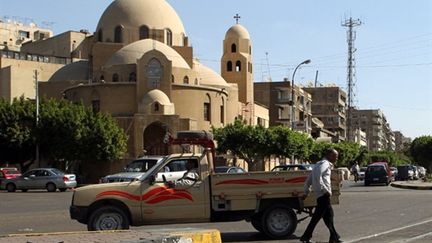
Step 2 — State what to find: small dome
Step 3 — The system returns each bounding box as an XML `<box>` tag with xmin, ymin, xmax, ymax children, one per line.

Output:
<box><xmin>193</xmin><ymin>60</ymin><xmax>230</xmax><ymax>88</ymax></box>
<box><xmin>49</xmin><ymin>60</ymin><xmax>89</xmax><ymax>82</ymax></box>
<box><xmin>225</xmin><ymin>24</ymin><xmax>250</xmax><ymax>39</ymax></box>
<box><xmin>142</xmin><ymin>89</ymin><xmax>171</xmax><ymax>105</ymax></box>
<box><xmin>104</xmin><ymin>39</ymin><xmax>190</xmax><ymax>69</ymax></box>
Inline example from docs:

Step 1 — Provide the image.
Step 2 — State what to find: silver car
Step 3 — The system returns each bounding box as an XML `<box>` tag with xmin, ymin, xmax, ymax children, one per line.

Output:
<box><xmin>0</xmin><ymin>168</ymin><xmax>77</xmax><ymax>192</ymax></box>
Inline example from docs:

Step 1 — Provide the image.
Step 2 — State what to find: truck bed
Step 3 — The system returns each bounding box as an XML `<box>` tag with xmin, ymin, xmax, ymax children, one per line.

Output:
<box><xmin>210</xmin><ymin>170</ymin><xmax>342</xmax><ymax>211</ymax></box>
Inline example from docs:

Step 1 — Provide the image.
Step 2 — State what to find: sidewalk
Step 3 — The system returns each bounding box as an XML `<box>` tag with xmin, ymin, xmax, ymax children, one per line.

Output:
<box><xmin>0</xmin><ymin>228</ymin><xmax>222</xmax><ymax>243</ymax></box>
<box><xmin>391</xmin><ymin>180</ymin><xmax>432</xmax><ymax>190</ymax></box>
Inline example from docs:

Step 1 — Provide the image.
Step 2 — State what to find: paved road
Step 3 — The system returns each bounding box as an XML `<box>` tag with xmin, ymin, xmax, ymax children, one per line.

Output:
<box><xmin>1</xmin><ymin>181</ymin><xmax>431</xmax><ymax>242</ymax></box>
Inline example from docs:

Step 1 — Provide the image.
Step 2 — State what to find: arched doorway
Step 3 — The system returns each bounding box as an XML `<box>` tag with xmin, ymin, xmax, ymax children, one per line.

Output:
<box><xmin>143</xmin><ymin>122</ymin><xmax>169</xmax><ymax>155</ymax></box>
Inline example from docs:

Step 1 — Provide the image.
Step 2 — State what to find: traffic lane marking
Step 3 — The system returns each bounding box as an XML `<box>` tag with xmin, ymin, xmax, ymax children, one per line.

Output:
<box><xmin>344</xmin><ymin>217</ymin><xmax>432</xmax><ymax>243</ymax></box>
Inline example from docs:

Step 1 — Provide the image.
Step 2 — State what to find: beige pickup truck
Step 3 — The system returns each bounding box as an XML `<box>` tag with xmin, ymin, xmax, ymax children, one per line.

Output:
<box><xmin>70</xmin><ymin>131</ymin><xmax>342</xmax><ymax>239</ymax></box>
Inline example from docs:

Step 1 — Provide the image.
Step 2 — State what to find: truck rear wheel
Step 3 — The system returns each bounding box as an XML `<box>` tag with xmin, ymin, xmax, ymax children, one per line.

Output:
<box><xmin>261</xmin><ymin>205</ymin><xmax>297</xmax><ymax>239</ymax></box>
<box><xmin>87</xmin><ymin>205</ymin><xmax>130</xmax><ymax>231</ymax></box>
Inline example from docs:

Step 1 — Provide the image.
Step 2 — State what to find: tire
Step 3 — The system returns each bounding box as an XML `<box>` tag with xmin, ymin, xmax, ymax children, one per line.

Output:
<box><xmin>87</xmin><ymin>205</ymin><xmax>130</xmax><ymax>231</ymax></box>
<box><xmin>6</xmin><ymin>183</ymin><xmax>16</xmax><ymax>192</ymax></box>
<box><xmin>176</xmin><ymin>130</ymin><xmax>213</xmax><ymax>140</ymax></box>
<box><xmin>261</xmin><ymin>205</ymin><xmax>297</xmax><ymax>239</ymax></box>
<box><xmin>46</xmin><ymin>183</ymin><xmax>57</xmax><ymax>192</ymax></box>
<box><xmin>59</xmin><ymin>188</ymin><xmax>67</xmax><ymax>192</ymax></box>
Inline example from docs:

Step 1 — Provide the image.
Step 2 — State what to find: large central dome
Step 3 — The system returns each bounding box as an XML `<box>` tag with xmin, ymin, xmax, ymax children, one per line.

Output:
<box><xmin>96</xmin><ymin>0</ymin><xmax>186</xmax><ymax>44</ymax></box>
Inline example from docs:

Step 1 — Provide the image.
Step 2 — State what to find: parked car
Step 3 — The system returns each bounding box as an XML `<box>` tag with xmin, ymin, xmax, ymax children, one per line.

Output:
<box><xmin>100</xmin><ymin>156</ymin><xmax>187</xmax><ymax>183</ymax></box>
<box><xmin>215</xmin><ymin>166</ymin><xmax>246</xmax><ymax>173</ymax></box>
<box><xmin>390</xmin><ymin>167</ymin><xmax>398</xmax><ymax>181</ymax></box>
<box><xmin>271</xmin><ymin>164</ymin><xmax>314</xmax><ymax>172</ymax></box>
<box><xmin>0</xmin><ymin>168</ymin><xmax>76</xmax><ymax>192</ymax></box>
<box><xmin>364</xmin><ymin>162</ymin><xmax>392</xmax><ymax>186</ymax></box>
<box><xmin>411</xmin><ymin>165</ymin><xmax>419</xmax><ymax>180</ymax></box>
<box><xmin>358</xmin><ymin>167</ymin><xmax>367</xmax><ymax>181</ymax></box>
<box><xmin>397</xmin><ymin>165</ymin><xmax>413</xmax><ymax>180</ymax></box>
<box><xmin>417</xmin><ymin>166</ymin><xmax>427</xmax><ymax>178</ymax></box>
<box><xmin>0</xmin><ymin>167</ymin><xmax>21</xmax><ymax>179</ymax></box>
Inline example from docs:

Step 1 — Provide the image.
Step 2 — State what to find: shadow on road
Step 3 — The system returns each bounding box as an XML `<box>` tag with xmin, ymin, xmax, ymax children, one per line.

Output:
<box><xmin>221</xmin><ymin>231</ymin><xmax>301</xmax><ymax>242</ymax></box>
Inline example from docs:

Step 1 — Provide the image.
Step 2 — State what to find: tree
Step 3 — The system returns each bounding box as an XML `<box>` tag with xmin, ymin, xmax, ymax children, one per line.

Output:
<box><xmin>410</xmin><ymin>136</ymin><xmax>432</xmax><ymax>172</ymax></box>
<box><xmin>0</xmin><ymin>97</ymin><xmax>37</xmax><ymax>171</ymax></box>
<box><xmin>213</xmin><ymin>119</ymin><xmax>271</xmax><ymax>170</ymax></box>
<box><xmin>0</xmin><ymin>98</ymin><xmax>127</xmax><ymax>172</ymax></box>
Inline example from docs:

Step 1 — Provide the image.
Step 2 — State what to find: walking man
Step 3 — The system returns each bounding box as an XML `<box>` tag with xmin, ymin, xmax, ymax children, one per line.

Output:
<box><xmin>300</xmin><ymin>148</ymin><xmax>342</xmax><ymax>243</ymax></box>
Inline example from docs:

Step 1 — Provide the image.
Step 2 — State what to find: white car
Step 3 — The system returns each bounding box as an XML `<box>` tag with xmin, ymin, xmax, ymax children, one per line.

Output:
<box><xmin>100</xmin><ymin>156</ymin><xmax>186</xmax><ymax>183</ymax></box>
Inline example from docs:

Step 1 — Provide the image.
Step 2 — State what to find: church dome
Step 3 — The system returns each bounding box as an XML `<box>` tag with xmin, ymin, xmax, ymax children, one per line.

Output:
<box><xmin>96</xmin><ymin>0</ymin><xmax>186</xmax><ymax>44</ymax></box>
<box><xmin>49</xmin><ymin>60</ymin><xmax>89</xmax><ymax>82</ymax></box>
<box><xmin>193</xmin><ymin>60</ymin><xmax>230</xmax><ymax>88</ymax></box>
<box><xmin>104</xmin><ymin>39</ymin><xmax>190</xmax><ymax>69</ymax></box>
<box><xmin>225</xmin><ymin>24</ymin><xmax>250</xmax><ymax>39</ymax></box>
<box><xmin>142</xmin><ymin>89</ymin><xmax>171</xmax><ymax>105</ymax></box>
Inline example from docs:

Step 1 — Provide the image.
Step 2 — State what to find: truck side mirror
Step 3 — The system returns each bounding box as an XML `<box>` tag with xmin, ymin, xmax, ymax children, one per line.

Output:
<box><xmin>149</xmin><ymin>175</ymin><xmax>156</xmax><ymax>185</ymax></box>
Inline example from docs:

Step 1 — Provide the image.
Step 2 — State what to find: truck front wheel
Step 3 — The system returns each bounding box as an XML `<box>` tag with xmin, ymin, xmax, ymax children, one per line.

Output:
<box><xmin>261</xmin><ymin>205</ymin><xmax>297</xmax><ymax>239</ymax></box>
<box><xmin>87</xmin><ymin>205</ymin><xmax>130</xmax><ymax>231</ymax></box>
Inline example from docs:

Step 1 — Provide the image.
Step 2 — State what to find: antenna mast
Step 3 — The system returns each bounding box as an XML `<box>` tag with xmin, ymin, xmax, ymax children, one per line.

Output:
<box><xmin>342</xmin><ymin>17</ymin><xmax>362</xmax><ymax>141</ymax></box>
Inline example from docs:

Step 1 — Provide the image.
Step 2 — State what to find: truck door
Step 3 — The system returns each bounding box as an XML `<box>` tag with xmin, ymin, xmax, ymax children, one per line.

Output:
<box><xmin>141</xmin><ymin>157</ymin><xmax>207</xmax><ymax>223</ymax></box>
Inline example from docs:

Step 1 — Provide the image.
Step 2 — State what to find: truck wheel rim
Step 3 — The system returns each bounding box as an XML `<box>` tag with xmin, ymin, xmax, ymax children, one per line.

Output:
<box><xmin>96</xmin><ymin>213</ymin><xmax>122</xmax><ymax>230</ymax></box>
<box><xmin>268</xmin><ymin>209</ymin><xmax>290</xmax><ymax>233</ymax></box>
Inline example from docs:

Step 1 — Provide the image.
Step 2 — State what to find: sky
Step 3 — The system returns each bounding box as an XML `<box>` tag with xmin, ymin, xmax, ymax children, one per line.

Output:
<box><xmin>2</xmin><ymin>0</ymin><xmax>431</xmax><ymax>139</ymax></box>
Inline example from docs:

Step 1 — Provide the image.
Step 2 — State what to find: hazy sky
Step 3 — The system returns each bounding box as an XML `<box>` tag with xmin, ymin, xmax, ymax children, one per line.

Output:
<box><xmin>2</xmin><ymin>0</ymin><xmax>431</xmax><ymax>139</ymax></box>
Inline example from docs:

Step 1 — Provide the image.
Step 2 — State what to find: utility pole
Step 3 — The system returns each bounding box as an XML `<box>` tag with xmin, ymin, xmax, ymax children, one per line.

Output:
<box><xmin>342</xmin><ymin>17</ymin><xmax>362</xmax><ymax>142</ymax></box>
<box><xmin>34</xmin><ymin>70</ymin><xmax>40</xmax><ymax>167</ymax></box>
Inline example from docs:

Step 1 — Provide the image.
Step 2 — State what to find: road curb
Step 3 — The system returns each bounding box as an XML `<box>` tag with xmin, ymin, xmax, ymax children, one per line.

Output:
<box><xmin>391</xmin><ymin>182</ymin><xmax>432</xmax><ymax>190</ymax></box>
<box><xmin>1</xmin><ymin>229</ymin><xmax>222</xmax><ymax>243</ymax></box>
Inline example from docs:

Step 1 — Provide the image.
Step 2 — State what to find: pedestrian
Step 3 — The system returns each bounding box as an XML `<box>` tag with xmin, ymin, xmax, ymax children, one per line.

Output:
<box><xmin>351</xmin><ymin>162</ymin><xmax>360</xmax><ymax>182</ymax></box>
<box><xmin>300</xmin><ymin>148</ymin><xmax>342</xmax><ymax>243</ymax></box>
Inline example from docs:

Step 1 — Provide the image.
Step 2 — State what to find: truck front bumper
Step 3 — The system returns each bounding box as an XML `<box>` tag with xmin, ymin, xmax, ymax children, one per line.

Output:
<box><xmin>70</xmin><ymin>205</ymin><xmax>88</xmax><ymax>224</ymax></box>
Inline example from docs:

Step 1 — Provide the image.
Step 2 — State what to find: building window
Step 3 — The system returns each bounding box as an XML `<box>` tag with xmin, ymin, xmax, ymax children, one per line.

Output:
<box><xmin>249</xmin><ymin>46</ymin><xmax>252</xmax><ymax>54</ymax></box>
<box><xmin>231</xmin><ymin>43</ymin><xmax>237</xmax><ymax>53</ymax></box>
<box><xmin>139</xmin><ymin>25</ymin><xmax>149</xmax><ymax>39</ymax></box>
<box><xmin>166</xmin><ymin>29</ymin><xmax>172</xmax><ymax>46</ymax></box>
<box><xmin>129</xmin><ymin>72</ymin><xmax>136</xmax><ymax>82</ymax></box>
<box><xmin>227</xmin><ymin>61</ymin><xmax>233</xmax><ymax>72</ymax></box>
<box><xmin>114</xmin><ymin>26</ymin><xmax>123</xmax><ymax>43</ymax></box>
<box><xmin>204</xmin><ymin>94</ymin><xmax>211</xmax><ymax>121</ymax></box>
<box><xmin>154</xmin><ymin>103</ymin><xmax>160</xmax><ymax>112</ymax></box>
<box><xmin>146</xmin><ymin>58</ymin><xmax>163</xmax><ymax>88</ymax></box>
<box><xmin>220</xmin><ymin>98</ymin><xmax>225</xmax><ymax>124</ymax></box>
<box><xmin>97</xmin><ymin>29</ymin><xmax>103</xmax><ymax>42</ymax></box>
<box><xmin>235</xmin><ymin>61</ymin><xmax>241</xmax><ymax>72</ymax></box>
<box><xmin>195</xmin><ymin>78</ymin><xmax>198</xmax><ymax>85</ymax></box>
<box><xmin>100</xmin><ymin>75</ymin><xmax>105</xmax><ymax>82</ymax></box>
<box><xmin>112</xmin><ymin>73</ymin><xmax>119</xmax><ymax>82</ymax></box>
<box><xmin>183</xmin><ymin>76</ymin><xmax>189</xmax><ymax>84</ymax></box>
<box><xmin>171</xmin><ymin>75</ymin><xmax>175</xmax><ymax>83</ymax></box>
<box><xmin>92</xmin><ymin>100</ymin><xmax>100</xmax><ymax>113</ymax></box>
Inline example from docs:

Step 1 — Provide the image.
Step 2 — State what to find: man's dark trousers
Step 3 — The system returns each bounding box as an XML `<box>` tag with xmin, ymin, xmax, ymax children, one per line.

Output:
<box><xmin>301</xmin><ymin>194</ymin><xmax>340</xmax><ymax>241</ymax></box>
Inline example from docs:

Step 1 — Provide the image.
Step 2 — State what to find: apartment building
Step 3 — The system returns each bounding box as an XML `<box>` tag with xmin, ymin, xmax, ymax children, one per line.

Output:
<box><xmin>254</xmin><ymin>81</ymin><xmax>312</xmax><ymax>134</ymax></box>
<box><xmin>303</xmin><ymin>86</ymin><xmax>347</xmax><ymax>142</ymax></box>
<box><xmin>0</xmin><ymin>18</ymin><xmax>52</xmax><ymax>51</ymax></box>
<box><xmin>350</xmin><ymin>109</ymin><xmax>394</xmax><ymax>151</ymax></box>
<box><xmin>394</xmin><ymin>131</ymin><xmax>412</xmax><ymax>152</ymax></box>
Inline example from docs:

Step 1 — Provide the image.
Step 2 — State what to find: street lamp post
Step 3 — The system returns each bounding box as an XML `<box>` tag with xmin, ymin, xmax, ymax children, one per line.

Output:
<box><xmin>291</xmin><ymin>59</ymin><xmax>311</xmax><ymax>131</ymax></box>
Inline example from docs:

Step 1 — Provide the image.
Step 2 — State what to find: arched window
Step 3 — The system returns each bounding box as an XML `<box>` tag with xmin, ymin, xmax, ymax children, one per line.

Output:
<box><xmin>194</xmin><ymin>78</ymin><xmax>198</xmax><ymax>85</ymax></box>
<box><xmin>231</xmin><ymin>43</ymin><xmax>237</xmax><ymax>53</ymax></box>
<box><xmin>97</xmin><ymin>29</ymin><xmax>103</xmax><ymax>42</ymax></box>
<box><xmin>183</xmin><ymin>76</ymin><xmax>189</xmax><ymax>84</ymax></box>
<box><xmin>235</xmin><ymin>61</ymin><xmax>241</xmax><ymax>72</ymax></box>
<box><xmin>220</xmin><ymin>97</ymin><xmax>225</xmax><ymax>124</ymax></box>
<box><xmin>139</xmin><ymin>25</ymin><xmax>149</xmax><ymax>40</ymax></box>
<box><xmin>129</xmin><ymin>72</ymin><xmax>136</xmax><ymax>82</ymax></box>
<box><xmin>166</xmin><ymin>29</ymin><xmax>172</xmax><ymax>46</ymax></box>
<box><xmin>171</xmin><ymin>75</ymin><xmax>175</xmax><ymax>83</ymax></box>
<box><xmin>227</xmin><ymin>61</ymin><xmax>233</xmax><ymax>72</ymax></box>
<box><xmin>154</xmin><ymin>103</ymin><xmax>160</xmax><ymax>112</ymax></box>
<box><xmin>114</xmin><ymin>26</ymin><xmax>123</xmax><ymax>43</ymax></box>
<box><xmin>248</xmin><ymin>62</ymin><xmax>253</xmax><ymax>73</ymax></box>
<box><xmin>112</xmin><ymin>73</ymin><xmax>119</xmax><ymax>82</ymax></box>
<box><xmin>100</xmin><ymin>75</ymin><xmax>105</xmax><ymax>83</ymax></box>
<box><xmin>204</xmin><ymin>94</ymin><xmax>211</xmax><ymax>121</ymax></box>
